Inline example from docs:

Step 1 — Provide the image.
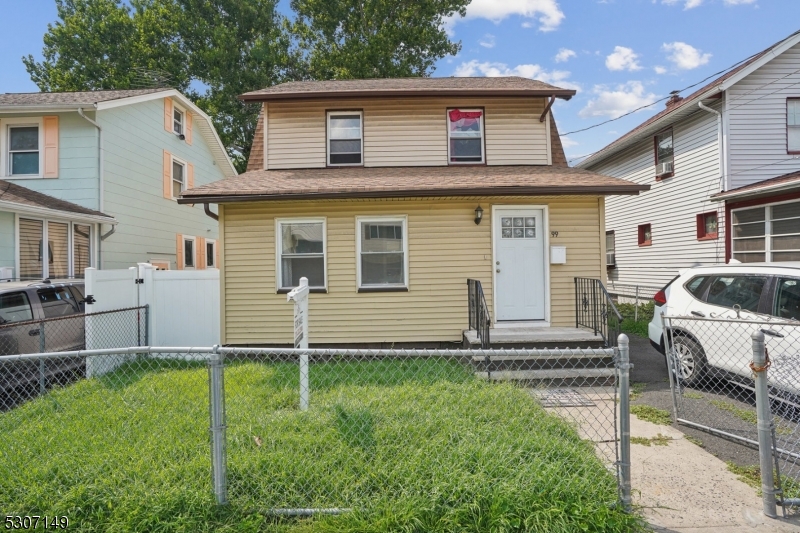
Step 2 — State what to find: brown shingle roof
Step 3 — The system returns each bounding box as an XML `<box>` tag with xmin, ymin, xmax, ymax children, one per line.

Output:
<box><xmin>0</xmin><ymin>88</ymin><xmax>166</xmax><ymax>107</ymax></box>
<box><xmin>0</xmin><ymin>180</ymin><xmax>113</xmax><ymax>219</ymax></box>
<box><xmin>711</xmin><ymin>170</ymin><xmax>800</xmax><ymax>201</ymax></box>
<box><xmin>179</xmin><ymin>166</ymin><xmax>647</xmax><ymax>203</ymax></box>
<box><xmin>240</xmin><ymin>77</ymin><xmax>576</xmax><ymax>102</ymax></box>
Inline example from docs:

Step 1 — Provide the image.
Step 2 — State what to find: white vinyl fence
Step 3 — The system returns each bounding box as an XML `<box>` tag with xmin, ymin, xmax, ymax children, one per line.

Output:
<box><xmin>85</xmin><ymin>263</ymin><xmax>220</xmax><ymax>347</ymax></box>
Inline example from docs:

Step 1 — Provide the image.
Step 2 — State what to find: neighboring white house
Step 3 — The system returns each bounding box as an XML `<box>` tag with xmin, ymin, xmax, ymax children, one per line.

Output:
<box><xmin>0</xmin><ymin>89</ymin><xmax>236</xmax><ymax>279</ymax></box>
<box><xmin>577</xmin><ymin>29</ymin><xmax>800</xmax><ymax>287</ymax></box>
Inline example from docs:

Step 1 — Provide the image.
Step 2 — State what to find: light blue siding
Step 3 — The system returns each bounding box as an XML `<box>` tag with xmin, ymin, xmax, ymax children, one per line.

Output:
<box><xmin>0</xmin><ymin>212</ymin><xmax>15</xmax><ymax>273</ymax></box>
<box><xmin>98</xmin><ymin>97</ymin><xmax>224</xmax><ymax>270</ymax></box>
<box><xmin>2</xmin><ymin>112</ymin><xmax>100</xmax><ymax>210</ymax></box>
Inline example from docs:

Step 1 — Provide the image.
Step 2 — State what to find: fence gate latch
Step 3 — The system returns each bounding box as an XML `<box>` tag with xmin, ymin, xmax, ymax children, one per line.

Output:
<box><xmin>135</xmin><ymin>278</ymin><xmax>144</xmax><ymax>284</ymax></box>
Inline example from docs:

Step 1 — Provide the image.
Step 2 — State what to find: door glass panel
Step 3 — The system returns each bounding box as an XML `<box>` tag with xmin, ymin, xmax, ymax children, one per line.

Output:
<box><xmin>705</xmin><ymin>276</ymin><xmax>767</xmax><ymax>312</ymax></box>
<box><xmin>19</xmin><ymin>218</ymin><xmax>43</xmax><ymax>280</ymax></box>
<box><xmin>37</xmin><ymin>287</ymin><xmax>80</xmax><ymax>318</ymax></box>
<box><xmin>48</xmin><ymin>222</ymin><xmax>69</xmax><ymax>278</ymax></box>
<box><xmin>73</xmin><ymin>224</ymin><xmax>91</xmax><ymax>278</ymax></box>
<box><xmin>0</xmin><ymin>292</ymin><xmax>33</xmax><ymax>323</ymax></box>
<box><xmin>774</xmin><ymin>278</ymin><xmax>800</xmax><ymax>320</ymax></box>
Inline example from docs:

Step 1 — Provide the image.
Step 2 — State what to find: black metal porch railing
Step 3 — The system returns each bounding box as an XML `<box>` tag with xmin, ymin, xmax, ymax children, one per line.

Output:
<box><xmin>574</xmin><ymin>277</ymin><xmax>623</xmax><ymax>348</ymax></box>
<box><xmin>467</xmin><ymin>279</ymin><xmax>491</xmax><ymax>349</ymax></box>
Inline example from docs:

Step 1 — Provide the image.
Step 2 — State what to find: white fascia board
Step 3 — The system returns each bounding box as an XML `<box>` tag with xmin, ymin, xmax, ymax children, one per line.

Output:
<box><xmin>718</xmin><ymin>32</ymin><xmax>800</xmax><ymax>92</ymax></box>
<box><xmin>0</xmin><ymin>200</ymin><xmax>117</xmax><ymax>225</ymax></box>
<box><xmin>711</xmin><ymin>180</ymin><xmax>800</xmax><ymax>202</ymax></box>
<box><xmin>96</xmin><ymin>89</ymin><xmax>238</xmax><ymax>177</ymax></box>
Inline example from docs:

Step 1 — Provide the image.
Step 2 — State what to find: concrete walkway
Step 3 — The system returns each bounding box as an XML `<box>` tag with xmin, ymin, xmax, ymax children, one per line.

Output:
<box><xmin>629</xmin><ymin>413</ymin><xmax>800</xmax><ymax>532</ymax></box>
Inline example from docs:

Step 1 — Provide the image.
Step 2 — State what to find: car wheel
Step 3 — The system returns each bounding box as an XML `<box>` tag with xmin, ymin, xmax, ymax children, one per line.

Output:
<box><xmin>671</xmin><ymin>334</ymin><xmax>707</xmax><ymax>387</ymax></box>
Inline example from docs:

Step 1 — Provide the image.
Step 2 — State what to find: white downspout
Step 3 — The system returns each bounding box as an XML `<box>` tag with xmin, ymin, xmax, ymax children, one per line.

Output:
<box><xmin>77</xmin><ymin>107</ymin><xmax>106</xmax><ymax>268</ymax></box>
<box><xmin>698</xmin><ymin>100</ymin><xmax>726</xmax><ymax>263</ymax></box>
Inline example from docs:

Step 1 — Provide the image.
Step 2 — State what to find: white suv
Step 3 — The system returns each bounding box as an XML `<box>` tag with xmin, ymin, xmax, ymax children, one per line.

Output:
<box><xmin>648</xmin><ymin>263</ymin><xmax>800</xmax><ymax>389</ymax></box>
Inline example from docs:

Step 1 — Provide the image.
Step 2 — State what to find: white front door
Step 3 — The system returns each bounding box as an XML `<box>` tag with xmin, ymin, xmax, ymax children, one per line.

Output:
<box><xmin>494</xmin><ymin>208</ymin><xmax>546</xmax><ymax>321</ymax></box>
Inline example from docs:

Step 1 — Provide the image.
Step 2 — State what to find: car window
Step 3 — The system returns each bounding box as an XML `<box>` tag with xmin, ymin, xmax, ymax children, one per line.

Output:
<box><xmin>68</xmin><ymin>285</ymin><xmax>86</xmax><ymax>312</ymax></box>
<box><xmin>0</xmin><ymin>292</ymin><xmax>34</xmax><ymax>324</ymax></box>
<box><xmin>684</xmin><ymin>276</ymin><xmax>708</xmax><ymax>299</ymax></box>
<box><xmin>705</xmin><ymin>276</ymin><xmax>767</xmax><ymax>313</ymax></box>
<box><xmin>37</xmin><ymin>287</ymin><xmax>81</xmax><ymax>318</ymax></box>
<box><xmin>774</xmin><ymin>278</ymin><xmax>800</xmax><ymax>320</ymax></box>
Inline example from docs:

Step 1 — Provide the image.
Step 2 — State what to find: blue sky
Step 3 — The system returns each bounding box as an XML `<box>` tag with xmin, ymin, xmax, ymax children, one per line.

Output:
<box><xmin>2</xmin><ymin>0</ymin><xmax>798</xmax><ymax>161</ymax></box>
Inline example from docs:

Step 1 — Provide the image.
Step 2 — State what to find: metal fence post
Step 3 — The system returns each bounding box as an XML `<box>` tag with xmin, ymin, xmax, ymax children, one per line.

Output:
<box><xmin>617</xmin><ymin>333</ymin><xmax>633</xmax><ymax>512</ymax></box>
<box><xmin>38</xmin><ymin>322</ymin><xmax>46</xmax><ymax>394</ymax></box>
<box><xmin>634</xmin><ymin>286</ymin><xmax>639</xmax><ymax>322</ymax></box>
<box><xmin>208</xmin><ymin>345</ymin><xmax>228</xmax><ymax>505</ymax></box>
<box><xmin>752</xmin><ymin>330</ymin><xmax>777</xmax><ymax>518</ymax></box>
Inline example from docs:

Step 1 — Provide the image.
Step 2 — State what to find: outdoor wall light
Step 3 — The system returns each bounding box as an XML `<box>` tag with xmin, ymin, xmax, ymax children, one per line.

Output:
<box><xmin>474</xmin><ymin>205</ymin><xmax>484</xmax><ymax>225</ymax></box>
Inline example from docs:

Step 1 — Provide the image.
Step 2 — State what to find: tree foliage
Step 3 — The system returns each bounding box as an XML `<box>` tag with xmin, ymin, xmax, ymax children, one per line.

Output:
<box><xmin>24</xmin><ymin>0</ymin><xmax>468</xmax><ymax>172</ymax></box>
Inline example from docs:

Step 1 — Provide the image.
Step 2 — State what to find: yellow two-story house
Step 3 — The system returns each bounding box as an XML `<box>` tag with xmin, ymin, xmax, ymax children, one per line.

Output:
<box><xmin>180</xmin><ymin>77</ymin><xmax>647</xmax><ymax>347</ymax></box>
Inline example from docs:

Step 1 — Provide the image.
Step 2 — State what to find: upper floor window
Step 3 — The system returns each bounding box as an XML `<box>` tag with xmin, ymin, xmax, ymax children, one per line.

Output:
<box><xmin>638</xmin><ymin>223</ymin><xmax>652</xmax><ymax>247</ymax></box>
<box><xmin>173</xmin><ymin>106</ymin><xmax>184</xmax><ymax>135</ymax></box>
<box><xmin>788</xmin><ymin>98</ymin><xmax>800</xmax><ymax>153</ymax></box>
<box><xmin>172</xmin><ymin>157</ymin><xmax>186</xmax><ymax>198</ymax></box>
<box><xmin>696</xmin><ymin>212</ymin><xmax>718</xmax><ymax>241</ymax></box>
<box><xmin>448</xmin><ymin>109</ymin><xmax>484</xmax><ymax>164</ymax></box>
<box><xmin>9</xmin><ymin>125</ymin><xmax>40</xmax><ymax>176</ymax></box>
<box><xmin>327</xmin><ymin>112</ymin><xmax>362</xmax><ymax>166</ymax></box>
<box><xmin>654</xmin><ymin>129</ymin><xmax>673</xmax><ymax>179</ymax></box>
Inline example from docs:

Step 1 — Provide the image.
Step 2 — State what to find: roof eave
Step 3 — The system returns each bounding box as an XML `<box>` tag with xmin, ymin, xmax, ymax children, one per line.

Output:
<box><xmin>0</xmin><ymin>199</ymin><xmax>116</xmax><ymax>225</ymax></box>
<box><xmin>711</xmin><ymin>180</ymin><xmax>800</xmax><ymax>202</ymax></box>
<box><xmin>238</xmin><ymin>89</ymin><xmax>576</xmax><ymax>102</ymax></box>
<box><xmin>0</xmin><ymin>104</ymin><xmax>96</xmax><ymax>113</ymax></box>
<box><xmin>178</xmin><ymin>184</ymin><xmax>648</xmax><ymax>204</ymax></box>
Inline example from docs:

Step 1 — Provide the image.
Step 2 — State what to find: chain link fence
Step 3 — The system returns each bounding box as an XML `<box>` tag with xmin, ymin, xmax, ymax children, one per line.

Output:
<box><xmin>663</xmin><ymin>314</ymin><xmax>800</xmax><ymax>515</ymax></box>
<box><xmin>0</xmin><ymin>344</ymin><xmax>635</xmax><ymax>529</ymax></box>
<box><xmin>0</xmin><ymin>306</ymin><xmax>147</xmax><ymax>409</ymax></box>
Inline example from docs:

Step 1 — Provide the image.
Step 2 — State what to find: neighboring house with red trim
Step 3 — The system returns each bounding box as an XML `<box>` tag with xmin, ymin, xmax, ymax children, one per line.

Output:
<box><xmin>0</xmin><ymin>89</ymin><xmax>236</xmax><ymax>280</ymax></box>
<box><xmin>577</xmin><ymin>29</ymin><xmax>800</xmax><ymax>287</ymax></box>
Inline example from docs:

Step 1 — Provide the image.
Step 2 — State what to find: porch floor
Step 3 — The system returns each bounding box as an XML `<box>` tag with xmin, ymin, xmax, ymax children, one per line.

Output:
<box><xmin>463</xmin><ymin>326</ymin><xmax>605</xmax><ymax>348</ymax></box>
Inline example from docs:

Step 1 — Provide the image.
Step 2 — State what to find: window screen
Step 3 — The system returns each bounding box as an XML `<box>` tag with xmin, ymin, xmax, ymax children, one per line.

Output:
<box><xmin>279</xmin><ymin>222</ymin><xmax>325</xmax><ymax>288</ymax></box>
<box><xmin>448</xmin><ymin>109</ymin><xmax>484</xmax><ymax>163</ymax></box>
<box><xmin>9</xmin><ymin>126</ymin><xmax>39</xmax><ymax>175</ymax></box>
<box><xmin>172</xmin><ymin>160</ymin><xmax>185</xmax><ymax>198</ymax></box>
<box><xmin>360</xmin><ymin>220</ymin><xmax>405</xmax><ymax>286</ymax></box>
<box><xmin>328</xmin><ymin>114</ymin><xmax>362</xmax><ymax>165</ymax></box>
<box><xmin>731</xmin><ymin>207</ymin><xmax>766</xmax><ymax>263</ymax></box>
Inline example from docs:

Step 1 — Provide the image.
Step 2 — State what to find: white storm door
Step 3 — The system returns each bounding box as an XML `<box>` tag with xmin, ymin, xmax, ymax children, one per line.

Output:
<box><xmin>494</xmin><ymin>209</ymin><xmax>546</xmax><ymax>321</ymax></box>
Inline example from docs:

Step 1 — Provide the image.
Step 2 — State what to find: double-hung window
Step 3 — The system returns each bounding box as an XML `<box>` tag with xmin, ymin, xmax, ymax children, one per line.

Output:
<box><xmin>447</xmin><ymin>109</ymin><xmax>484</xmax><ymax>164</ymax></box>
<box><xmin>654</xmin><ymin>129</ymin><xmax>674</xmax><ymax>178</ymax></box>
<box><xmin>205</xmin><ymin>239</ymin><xmax>217</xmax><ymax>268</ymax></box>
<box><xmin>8</xmin><ymin>125</ymin><xmax>40</xmax><ymax>176</ymax></box>
<box><xmin>183</xmin><ymin>236</ymin><xmax>196</xmax><ymax>269</ymax></box>
<box><xmin>357</xmin><ymin>216</ymin><xmax>408</xmax><ymax>290</ymax></box>
<box><xmin>789</xmin><ymin>98</ymin><xmax>800</xmax><ymax>153</ymax></box>
<box><xmin>328</xmin><ymin>112</ymin><xmax>362</xmax><ymax>166</ymax></box>
<box><xmin>173</xmin><ymin>106</ymin><xmax>184</xmax><ymax>136</ymax></box>
<box><xmin>605</xmin><ymin>231</ymin><xmax>616</xmax><ymax>267</ymax></box>
<box><xmin>277</xmin><ymin>219</ymin><xmax>326</xmax><ymax>290</ymax></box>
<box><xmin>172</xmin><ymin>157</ymin><xmax>186</xmax><ymax>198</ymax></box>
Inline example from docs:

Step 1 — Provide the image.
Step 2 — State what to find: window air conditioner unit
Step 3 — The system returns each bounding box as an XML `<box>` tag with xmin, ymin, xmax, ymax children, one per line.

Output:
<box><xmin>656</xmin><ymin>161</ymin><xmax>673</xmax><ymax>176</ymax></box>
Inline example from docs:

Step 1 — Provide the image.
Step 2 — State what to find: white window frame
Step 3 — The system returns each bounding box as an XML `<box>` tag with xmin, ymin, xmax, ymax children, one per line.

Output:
<box><xmin>0</xmin><ymin>117</ymin><xmax>45</xmax><ymax>179</ymax></box>
<box><xmin>14</xmin><ymin>215</ymin><xmax>95</xmax><ymax>280</ymax></box>
<box><xmin>605</xmin><ymin>230</ymin><xmax>616</xmax><ymax>267</ymax></box>
<box><xmin>326</xmin><ymin>111</ymin><xmax>363</xmax><ymax>167</ymax></box>
<box><xmin>182</xmin><ymin>235</ymin><xmax>197</xmax><ymax>269</ymax></box>
<box><xmin>205</xmin><ymin>238</ymin><xmax>217</xmax><ymax>269</ymax></box>
<box><xmin>275</xmin><ymin>217</ymin><xmax>327</xmax><ymax>291</ymax></box>
<box><xmin>355</xmin><ymin>215</ymin><xmax>409</xmax><ymax>290</ymax></box>
<box><xmin>731</xmin><ymin>198</ymin><xmax>800</xmax><ymax>263</ymax></box>
<box><xmin>171</xmin><ymin>155</ymin><xmax>187</xmax><ymax>199</ymax></box>
<box><xmin>788</xmin><ymin>98</ymin><xmax>800</xmax><ymax>153</ymax></box>
<box><xmin>446</xmin><ymin>108</ymin><xmax>485</xmax><ymax>165</ymax></box>
<box><xmin>173</xmin><ymin>103</ymin><xmax>185</xmax><ymax>136</ymax></box>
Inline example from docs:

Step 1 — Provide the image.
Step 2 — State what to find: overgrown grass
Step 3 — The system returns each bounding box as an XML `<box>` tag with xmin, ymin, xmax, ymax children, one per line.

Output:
<box><xmin>0</xmin><ymin>358</ymin><xmax>643</xmax><ymax>532</ymax></box>
<box><xmin>630</xmin><ymin>405</ymin><xmax>672</xmax><ymax>426</ymax></box>
<box><xmin>616</xmin><ymin>302</ymin><xmax>655</xmax><ymax>339</ymax></box>
<box><xmin>630</xmin><ymin>434</ymin><xmax>672</xmax><ymax>447</ymax></box>
<box><xmin>727</xmin><ymin>463</ymin><xmax>800</xmax><ymax>500</ymax></box>
<box><xmin>709</xmin><ymin>398</ymin><xmax>793</xmax><ymax>436</ymax></box>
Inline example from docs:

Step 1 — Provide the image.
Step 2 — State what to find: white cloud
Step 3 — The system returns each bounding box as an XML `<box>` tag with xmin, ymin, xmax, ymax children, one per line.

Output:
<box><xmin>579</xmin><ymin>81</ymin><xmax>658</xmax><ymax>119</ymax></box>
<box><xmin>446</xmin><ymin>0</ymin><xmax>565</xmax><ymax>33</ymax></box>
<box><xmin>521</xmin><ymin>21</ymin><xmax>534</xmax><ymax>28</ymax></box>
<box><xmin>554</xmin><ymin>48</ymin><xmax>577</xmax><ymax>63</ymax></box>
<box><xmin>662</xmin><ymin>41</ymin><xmax>711</xmax><ymax>70</ymax></box>
<box><xmin>560</xmin><ymin>136</ymin><xmax>578</xmax><ymax>148</ymax></box>
<box><xmin>724</xmin><ymin>0</ymin><xmax>756</xmax><ymax>4</ymax></box>
<box><xmin>479</xmin><ymin>34</ymin><xmax>496</xmax><ymax>48</ymax></box>
<box><xmin>453</xmin><ymin>60</ymin><xmax>580</xmax><ymax>90</ymax></box>
<box><xmin>605</xmin><ymin>46</ymin><xmax>642</xmax><ymax>72</ymax></box>
<box><xmin>654</xmin><ymin>65</ymin><xmax>667</xmax><ymax>74</ymax></box>
<box><xmin>661</xmin><ymin>0</ymin><xmax>702</xmax><ymax>8</ymax></box>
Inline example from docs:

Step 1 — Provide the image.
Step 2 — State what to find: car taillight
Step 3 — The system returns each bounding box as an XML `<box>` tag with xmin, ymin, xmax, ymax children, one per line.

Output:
<box><xmin>654</xmin><ymin>290</ymin><xmax>667</xmax><ymax>306</ymax></box>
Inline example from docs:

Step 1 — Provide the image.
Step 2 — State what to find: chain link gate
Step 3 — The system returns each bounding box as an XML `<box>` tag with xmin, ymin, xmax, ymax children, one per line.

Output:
<box><xmin>662</xmin><ymin>314</ymin><xmax>800</xmax><ymax>515</ymax></box>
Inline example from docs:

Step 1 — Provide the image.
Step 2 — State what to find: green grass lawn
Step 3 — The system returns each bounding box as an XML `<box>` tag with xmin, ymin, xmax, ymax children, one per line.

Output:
<box><xmin>617</xmin><ymin>302</ymin><xmax>655</xmax><ymax>339</ymax></box>
<box><xmin>0</xmin><ymin>358</ymin><xmax>642</xmax><ymax>532</ymax></box>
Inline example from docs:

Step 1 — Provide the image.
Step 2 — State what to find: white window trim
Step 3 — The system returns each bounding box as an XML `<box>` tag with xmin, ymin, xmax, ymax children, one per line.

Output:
<box><xmin>205</xmin><ymin>238</ymin><xmax>217</xmax><ymax>269</ymax></box>
<box><xmin>275</xmin><ymin>217</ymin><xmax>327</xmax><ymax>291</ymax></box>
<box><xmin>182</xmin><ymin>235</ymin><xmax>197</xmax><ymax>269</ymax></box>
<box><xmin>0</xmin><ymin>117</ymin><xmax>45</xmax><ymax>179</ymax></box>
<box><xmin>14</xmin><ymin>214</ymin><xmax>94</xmax><ymax>280</ymax></box>
<box><xmin>731</xmin><ymin>198</ymin><xmax>800</xmax><ymax>262</ymax></box>
<box><xmin>446</xmin><ymin>108</ymin><xmax>485</xmax><ymax>165</ymax></box>
<box><xmin>173</xmin><ymin>102</ymin><xmax>186</xmax><ymax>136</ymax></box>
<box><xmin>788</xmin><ymin>99</ymin><xmax>800</xmax><ymax>153</ymax></box>
<box><xmin>355</xmin><ymin>215</ymin><xmax>409</xmax><ymax>290</ymax></box>
<box><xmin>171</xmin><ymin>154</ymin><xmax>187</xmax><ymax>199</ymax></box>
<box><xmin>326</xmin><ymin>111</ymin><xmax>363</xmax><ymax>167</ymax></box>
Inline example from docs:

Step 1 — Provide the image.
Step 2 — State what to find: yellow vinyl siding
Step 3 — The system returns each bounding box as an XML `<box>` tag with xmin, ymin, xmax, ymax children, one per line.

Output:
<box><xmin>221</xmin><ymin>196</ymin><xmax>602</xmax><ymax>345</ymax></box>
<box><xmin>266</xmin><ymin>97</ymin><xmax>548</xmax><ymax>169</ymax></box>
